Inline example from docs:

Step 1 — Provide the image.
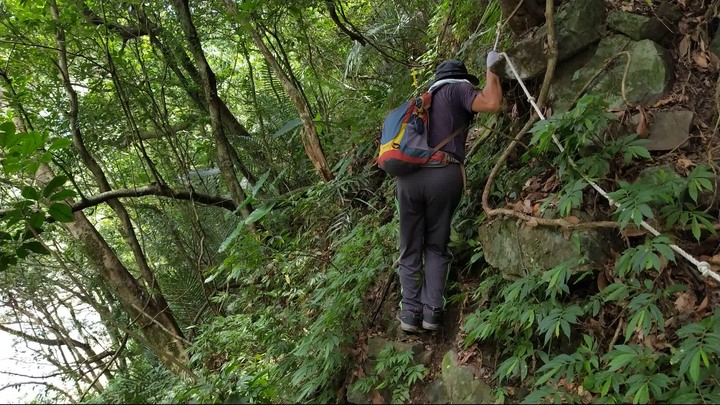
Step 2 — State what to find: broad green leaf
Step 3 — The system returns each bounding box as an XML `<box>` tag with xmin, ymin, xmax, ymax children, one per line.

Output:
<box><xmin>22</xmin><ymin>240</ymin><xmax>49</xmax><ymax>255</ymax></box>
<box><xmin>48</xmin><ymin>203</ymin><xmax>73</xmax><ymax>223</ymax></box>
<box><xmin>688</xmin><ymin>350</ymin><xmax>701</xmax><ymax>384</ymax></box>
<box><xmin>272</xmin><ymin>118</ymin><xmax>301</xmax><ymax>138</ymax></box>
<box><xmin>244</xmin><ymin>203</ymin><xmax>275</xmax><ymax>225</ymax></box>
<box><xmin>50</xmin><ymin>189</ymin><xmax>76</xmax><ymax>201</ymax></box>
<box><xmin>27</xmin><ymin>210</ymin><xmax>45</xmax><ymax>229</ymax></box>
<box><xmin>42</xmin><ymin>175</ymin><xmax>68</xmax><ymax>198</ymax></box>
<box><xmin>21</xmin><ymin>186</ymin><xmax>40</xmax><ymax>200</ymax></box>
<box><xmin>48</xmin><ymin>138</ymin><xmax>72</xmax><ymax>151</ymax></box>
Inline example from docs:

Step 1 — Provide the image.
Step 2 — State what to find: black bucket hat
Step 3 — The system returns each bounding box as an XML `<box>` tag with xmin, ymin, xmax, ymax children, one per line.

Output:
<box><xmin>433</xmin><ymin>59</ymin><xmax>479</xmax><ymax>86</ymax></box>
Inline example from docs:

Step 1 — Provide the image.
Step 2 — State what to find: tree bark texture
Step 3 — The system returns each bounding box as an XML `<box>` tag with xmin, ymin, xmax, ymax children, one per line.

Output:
<box><xmin>226</xmin><ymin>2</ymin><xmax>334</xmax><ymax>182</ymax></box>
<box><xmin>169</xmin><ymin>0</ymin><xmax>257</xmax><ymax>231</ymax></box>
<box><xmin>49</xmin><ymin>0</ymin><xmax>183</xmax><ymax>342</ymax></box>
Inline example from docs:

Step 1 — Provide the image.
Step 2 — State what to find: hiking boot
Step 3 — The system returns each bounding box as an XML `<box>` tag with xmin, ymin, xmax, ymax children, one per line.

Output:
<box><xmin>398</xmin><ymin>309</ymin><xmax>422</xmax><ymax>333</ymax></box>
<box><xmin>422</xmin><ymin>305</ymin><xmax>442</xmax><ymax>331</ymax></box>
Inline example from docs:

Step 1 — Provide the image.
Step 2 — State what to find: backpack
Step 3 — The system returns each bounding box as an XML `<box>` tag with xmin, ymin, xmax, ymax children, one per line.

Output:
<box><xmin>377</xmin><ymin>89</ymin><xmax>461</xmax><ymax>177</ymax></box>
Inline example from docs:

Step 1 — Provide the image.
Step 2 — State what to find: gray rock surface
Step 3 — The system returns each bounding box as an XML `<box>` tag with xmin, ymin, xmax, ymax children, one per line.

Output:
<box><xmin>425</xmin><ymin>351</ymin><xmax>494</xmax><ymax>404</ymax></box>
<box><xmin>492</xmin><ymin>0</ymin><xmax>606</xmax><ymax>80</ymax></box>
<box><xmin>607</xmin><ymin>11</ymin><xmax>669</xmax><ymax>42</ymax></box>
<box><xmin>630</xmin><ymin>110</ymin><xmax>693</xmax><ymax>151</ymax></box>
<box><xmin>477</xmin><ymin>218</ymin><xmax>613</xmax><ymax>280</ymax></box>
<box><xmin>550</xmin><ymin>35</ymin><xmax>673</xmax><ymax>111</ymax></box>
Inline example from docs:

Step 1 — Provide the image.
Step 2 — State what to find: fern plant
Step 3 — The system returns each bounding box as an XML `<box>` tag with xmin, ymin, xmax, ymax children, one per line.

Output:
<box><xmin>463</xmin><ymin>94</ymin><xmax>719</xmax><ymax>404</ymax></box>
<box><xmin>352</xmin><ymin>344</ymin><xmax>427</xmax><ymax>404</ymax></box>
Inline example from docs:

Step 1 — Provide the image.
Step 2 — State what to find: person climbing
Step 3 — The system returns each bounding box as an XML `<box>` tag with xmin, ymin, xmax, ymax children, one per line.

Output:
<box><xmin>397</xmin><ymin>52</ymin><xmax>503</xmax><ymax>333</ymax></box>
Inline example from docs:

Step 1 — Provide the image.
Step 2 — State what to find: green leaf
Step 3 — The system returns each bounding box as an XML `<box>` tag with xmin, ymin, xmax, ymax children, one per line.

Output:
<box><xmin>272</xmin><ymin>118</ymin><xmax>302</xmax><ymax>138</ymax></box>
<box><xmin>50</xmin><ymin>189</ymin><xmax>76</xmax><ymax>201</ymax></box>
<box><xmin>244</xmin><ymin>203</ymin><xmax>275</xmax><ymax>225</ymax></box>
<box><xmin>22</xmin><ymin>240</ymin><xmax>49</xmax><ymax>255</ymax></box>
<box><xmin>27</xmin><ymin>210</ymin><xmax>45</xmax><ymax>229</ymax></box>
<box><xmin>48</xmin><ymin>137</ymin><xmax>72</xmax><ymax>151</ymax></box>
<box><xmin>21</xmin><ymin>186</ymin><xmax>40</xmax><ymax>200</ymax></box>
<box><xmin>48</xmin><ymin>203</ymin><xmax>73</xmax><ymax>223</ymax></box>
<box><xmin>18</xmin><ymin>131</ymin><xmax>45</xmax><ymax>155</ymax></box>
<box><xmin>42</xmin><ymin>175</ymin><xmax>68</xmax><ymax>198</ymax></box>
<box><xmin>0</xmin><ymin>120</ymin><xmax>17</xmax><ymax>147</ymax></box>
<box><xmin>688</xmin><ymin>350</ymin><xmax>701</xmax><ymax>384</ymax></box>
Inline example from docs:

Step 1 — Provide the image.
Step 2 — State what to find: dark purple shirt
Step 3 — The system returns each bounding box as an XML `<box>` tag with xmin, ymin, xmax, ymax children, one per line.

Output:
<box><xmin>428</xmin><ymin>82</ymin><xmax>479</xmax><ymax>162</ymax></box>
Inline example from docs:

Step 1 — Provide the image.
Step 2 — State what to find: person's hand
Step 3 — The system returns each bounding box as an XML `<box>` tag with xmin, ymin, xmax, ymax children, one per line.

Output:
<box><xmin>487</xmin><ymin>50</ymin><xmax>501</xmax><ymax>69</ymax></box>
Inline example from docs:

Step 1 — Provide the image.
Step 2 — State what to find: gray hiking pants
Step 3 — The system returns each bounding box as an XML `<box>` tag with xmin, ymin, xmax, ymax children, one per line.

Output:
<box><xmin>397</xmin><ymin>164</ymin><xmax>463</xmax><ymax>313</ymax></box>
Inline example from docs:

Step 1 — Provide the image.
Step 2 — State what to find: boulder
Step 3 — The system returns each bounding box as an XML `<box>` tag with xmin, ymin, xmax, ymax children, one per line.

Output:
<box><xmin>550</xmin><ymin>35</ymin><xmax>673</xmax><ymax>111</ymax></box>
<box><xmin>630</xmin><ymin>110</ymin><xmax>693</xmax><ymax>151</ymax></box>
<box><xmin>655</xmin><ymin>2</ymin><xmax>683</xmax><ymax>27</ymax></box>
<box><xmin>607</xmin><ymin>11</ymin><xmax>669</xmax><ymax>42</ymax></box>
<box><xmin>477</xmin><ymin>217</ymin><xmax>613</xmax><ymax>280</ymax></box>
<box><xmin>367</xmin><ymin>336</ymin><xmax>425</xmax><ymax>359</ymax></box>
<box><xmin>426</xmin><ymin>351</ymin><xmax>494</xmax><ymax>404</ymax></box>
<box><xmin>492</xmin><ymin>0</ymin><xmax>605</xmax><ymax>80</ymax></box>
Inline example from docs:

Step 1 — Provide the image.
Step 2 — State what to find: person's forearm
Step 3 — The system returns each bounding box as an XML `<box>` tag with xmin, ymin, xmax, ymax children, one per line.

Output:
<box><xmin>484</xmin><ymin>70</ymin><xmax>502</xmax><ymax>112</ymax></box>
<box><xmin>472</xmin><ymin>70</ymin><xmax>502</xmax><ymax>113</ymax></box>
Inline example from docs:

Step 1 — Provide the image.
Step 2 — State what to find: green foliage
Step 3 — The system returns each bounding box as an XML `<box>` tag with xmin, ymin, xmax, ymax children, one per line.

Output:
<box><xmin>463</xmin><ymin>95</ymin><xmax>720</xmax><ymax>404</ymax></box>
<box><xmin>84</xmin><ymin>356</ymin><xmax>178</xmax><ymax>404</ymax></box>
<box><xmin>0</xmin><ymin>119</ymin><xmax>75</xmax><ymax>271</ymax></box>
<box><xmin>353</xmin><ymin>345</ymin><xmax>427</xmax><ymax>404</ymax></box>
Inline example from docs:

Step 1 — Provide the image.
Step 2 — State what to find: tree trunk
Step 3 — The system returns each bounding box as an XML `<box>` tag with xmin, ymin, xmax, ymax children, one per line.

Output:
<box><xmin>170</xmin><ymin>0</ymin><xmax>257</xmax><ymax>233</ymax></box>
<box><xmin>226</xmin><ymin>3</ymin><xmax>334</xmax><ymax>182</ymax></box>
<box><xmin>49</xmin><ymin>0</ymin><xmax>181</xmax><ymax>338</ymax></box>
<box><xmin>5</xmin><ymin>98</ymin><xmax>188</xmax><ymax>377</ymax></box>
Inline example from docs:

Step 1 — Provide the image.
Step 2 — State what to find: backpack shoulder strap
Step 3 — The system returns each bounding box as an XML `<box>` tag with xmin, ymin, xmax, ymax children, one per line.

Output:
<box><xmin>430</xmin><ymin>125</ymin><xmax>466</xmax><ymax>155</ymax></box>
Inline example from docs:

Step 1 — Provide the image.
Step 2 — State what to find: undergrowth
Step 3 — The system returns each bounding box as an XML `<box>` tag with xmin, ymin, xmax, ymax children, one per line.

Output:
<box><xmin>461</xmin><ymin>95</ymin><xmax>719</xmax><ymax>404</ymax></box>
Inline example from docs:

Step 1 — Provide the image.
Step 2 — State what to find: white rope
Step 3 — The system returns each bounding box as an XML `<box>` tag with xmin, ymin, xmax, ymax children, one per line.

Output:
<box><xmin>497</xmin><ymin>52</ymin><xmax>719</xmax><ymax>283</ymax></box>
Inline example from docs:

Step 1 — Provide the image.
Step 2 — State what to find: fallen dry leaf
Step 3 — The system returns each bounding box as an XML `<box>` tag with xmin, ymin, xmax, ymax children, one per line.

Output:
<box><xmin>542</xmin><ymin>174</ymin><xmax>558</xmax><ymax>192</ymax></box>
<box><xmin>371</xmin><ymin>390</ymin><xmax>384</xmax><ymax>404</ymax></box>
<box><xmin>621</xmin><ymin>227</ymin><xmax>646</xmax><ymax>238</ymax></box>
<box><xmin>679</xmin><ymin>35</ymin><xmax>691</xmax><ymax>58</ymax></box>
<box><xmin>693</xmin><ymin>51</ymin><xmax>709</xmax><ymax>68</ymax></box>
<box><xmin>643</xmin><ymin>334</ymin><xmax>657</xmax><ymax>350</ymax></box>
<box><xmin>527</xmin><ymin>218</ymin><xmax>539</xmax><ymax>228</ymax></box>
<box><xmin>636</xmin><ymin>107</ymin><xmax>650</xmax><ymax>138</ymax></box>
<box><xmin>709</xmin><ymin>255</ymin><xmax>720</xmax><ymax>265</ymax></box>
<box><xmin>697</xmin><ymin>296</ymin><xmax>710</xmax><ymax>313</ymax></box>
<box><xmin>523</xmin><ymin>199</ymin><xmax>533</xmax><ymax>213</ymax></box>
<box><xmin>533</xmin><ymin>203</ymin><xmax>541</xmax><ymax>216</ymax></box>
<box><xmin>597</xmin><ymin>272</ymin><xmax>608</xmax><ymax>292</ymax></box>
<box><xmin>675</xmin><ymin>291</ymin><xmax>697</xmax><ymax>315</ymax></box>
<box><xmin>676</xmin><ymin>157</ymin><xmax>695</xmax><ymax>171</ymax></box>
<box><xmin>709</xmin><ymin>52</ymin><xmax>720</xmax><ymax>70</ymax></box>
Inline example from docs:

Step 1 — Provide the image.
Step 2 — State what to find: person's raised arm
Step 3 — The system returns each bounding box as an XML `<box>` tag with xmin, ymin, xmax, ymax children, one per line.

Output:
<box><xmin>471</xmin><ymin>51</ymin><xmax>503</xmax><ymax>113</ymax></box>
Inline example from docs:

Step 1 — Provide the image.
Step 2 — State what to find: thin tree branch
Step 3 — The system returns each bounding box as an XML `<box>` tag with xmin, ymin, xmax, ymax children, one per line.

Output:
<box><xmin>324</xmin><ymin>1</ymin><xmax>366</xmax><ymax>44</ymax></box>
<box><xmin>0</xmin><ymin>323</ymin><xmax>91</xmax><ymax>351</ymax></box>
<box><xmin>70</xmin><ymin>184</ymin><xmax>237</xmax><ymax>212</ymax></box>
<box><xmin>0</xmin><ymin>381</ymin><xmax>76</xmax><ymax>403</ymax></box>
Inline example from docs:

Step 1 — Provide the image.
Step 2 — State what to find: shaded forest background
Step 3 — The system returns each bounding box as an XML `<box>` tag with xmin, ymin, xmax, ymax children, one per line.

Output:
<box><xmin>0</xmin><ymin>0</ymin><xmax>719</xmax><ymax>403</ymax></box>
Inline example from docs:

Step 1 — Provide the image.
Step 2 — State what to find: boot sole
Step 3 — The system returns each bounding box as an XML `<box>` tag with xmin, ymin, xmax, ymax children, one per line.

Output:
<box><xmin>399</xmin><ymin>320</ymin><xmax>420</xmax><ymax>333</ymax></box>
<box><xmin>422</xmin><ymin>321</ymin><xmax>439</xmax><ymax>331</ymax></box>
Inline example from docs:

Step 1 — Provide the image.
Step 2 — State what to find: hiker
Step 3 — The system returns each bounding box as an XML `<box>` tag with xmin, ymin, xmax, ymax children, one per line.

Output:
<box><xmin>397</xmin><ymin>53</ymin><xmax>503</xmax><ymax>332</ymax></box>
